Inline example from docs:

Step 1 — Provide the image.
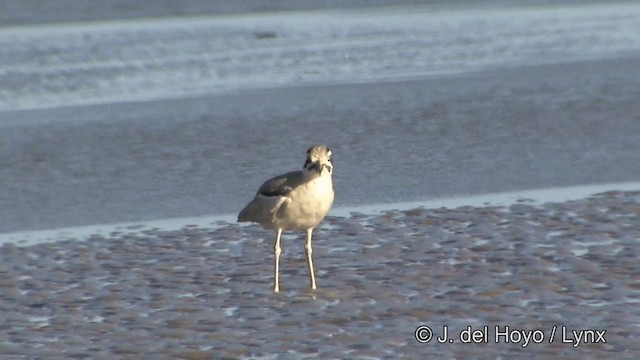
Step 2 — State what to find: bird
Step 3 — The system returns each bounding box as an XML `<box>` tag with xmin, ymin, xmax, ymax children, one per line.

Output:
<box><xmin>237</xmin><ymin>144</ymin><xmax>335</xmax><ymax>292</ymax></box>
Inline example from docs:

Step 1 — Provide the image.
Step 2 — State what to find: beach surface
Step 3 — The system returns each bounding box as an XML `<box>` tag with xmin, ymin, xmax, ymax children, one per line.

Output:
<box><xmin>1</xmin><ymin>189</ymin><xmax>639</xmax><ymax>358</ymax></box>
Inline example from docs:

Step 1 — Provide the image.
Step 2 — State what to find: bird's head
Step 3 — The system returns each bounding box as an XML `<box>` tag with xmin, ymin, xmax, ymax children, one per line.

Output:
<box><xmin>303</xmin><ymin>144</ymin><xmax>333</xmax><ymax>177</ymax></box>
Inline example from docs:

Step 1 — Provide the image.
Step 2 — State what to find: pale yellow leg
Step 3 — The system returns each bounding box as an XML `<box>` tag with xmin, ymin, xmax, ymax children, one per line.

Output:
<box><xmin>305</xmin><ymin>228</ymin><xmax>317</xmax><ymax>290</ymax></box>
<box><xmin>273</xmin><ymin>228</ymin><xmax>282</xmax><ymax>293</ymax></box>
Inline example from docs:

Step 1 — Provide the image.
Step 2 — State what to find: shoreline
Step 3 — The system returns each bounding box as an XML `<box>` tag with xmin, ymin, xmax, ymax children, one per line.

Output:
<box><xmin>2</xmin><ymin>181</ymin><xmax>639</xmax><ymax>247</ymax></box>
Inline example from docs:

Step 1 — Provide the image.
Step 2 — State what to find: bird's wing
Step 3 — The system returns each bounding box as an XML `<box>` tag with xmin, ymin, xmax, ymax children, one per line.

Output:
<box><xmin>257</xmin><ymin>171</ymin><xmax>305</xmax><ymax>197</ymax></box>
<box><xmin>237</xmin><ymin>171</ymin><xmax>304</xmax><ymax>224</ymax></box>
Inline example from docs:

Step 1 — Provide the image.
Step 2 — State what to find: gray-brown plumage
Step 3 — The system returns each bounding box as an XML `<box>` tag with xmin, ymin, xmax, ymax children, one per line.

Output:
<box><xmin>238</xmin><ymin>145</ymin><xmax>334</xmax><ymax>292</ymax></box>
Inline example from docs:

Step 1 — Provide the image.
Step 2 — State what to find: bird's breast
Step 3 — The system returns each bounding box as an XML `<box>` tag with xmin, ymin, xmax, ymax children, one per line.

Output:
<box><xmin>277</xmin><ymin>175</ymin><xmax>334</xmax><ymax>230</ymax></box>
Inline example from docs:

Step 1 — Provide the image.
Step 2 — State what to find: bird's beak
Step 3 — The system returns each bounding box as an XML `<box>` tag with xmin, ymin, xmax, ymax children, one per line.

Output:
<box><xmin>306</xmin><ymin>160</ymin><xmax>332</xmax><ymax>175</ymax></box>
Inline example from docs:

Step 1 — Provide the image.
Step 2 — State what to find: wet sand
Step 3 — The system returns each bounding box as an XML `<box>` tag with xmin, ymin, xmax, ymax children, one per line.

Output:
<box><xmin>1</xmin><ymin>190</ymin><xmax>638</xmax><ymax>358</ymax></box>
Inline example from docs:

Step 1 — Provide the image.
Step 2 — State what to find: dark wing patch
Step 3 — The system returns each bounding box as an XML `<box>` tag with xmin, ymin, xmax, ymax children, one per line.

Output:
<box><xmin>260</xmin><ymin>185</ymin><xmax>293</xmax><ymax>197</ymax></box>
<box><xmin>257</xmin><ymin>171</ymin><xmax>303</xmax><ymax>197</ymax></box>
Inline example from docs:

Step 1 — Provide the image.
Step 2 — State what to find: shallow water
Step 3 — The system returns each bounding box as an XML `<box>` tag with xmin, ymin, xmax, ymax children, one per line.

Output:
<box><xmin>1</xmin><ymin>2</ymin><xmax>640</xmax><ymax>234</ymax></box>
<box><xmin>2</xmin><ymin>57</ymin><xmax>640</xmax><ymax>233</ymax></box>
<box><xmin>1</xmin><ymin>190</ymin><xmax>638</xmax><ymax>358</ymax></box>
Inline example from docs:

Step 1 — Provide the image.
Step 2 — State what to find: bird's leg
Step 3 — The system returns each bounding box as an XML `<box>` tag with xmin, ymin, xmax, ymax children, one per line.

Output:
<box><xmin>274</xmin><ymin>228</ymin><xmax>283</xmax><ymax>293</ymax></box>
<box><xmin>305</xmin><ymin>228</ymin><xmax>317</xmax><ymax>290</ymax></box>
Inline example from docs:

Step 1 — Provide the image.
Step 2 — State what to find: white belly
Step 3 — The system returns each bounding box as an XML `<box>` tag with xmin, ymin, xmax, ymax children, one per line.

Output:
<box><xmin>275</xmin><ymin>175</ymin><xmax>334</xmax><ymax>230</ymax></box>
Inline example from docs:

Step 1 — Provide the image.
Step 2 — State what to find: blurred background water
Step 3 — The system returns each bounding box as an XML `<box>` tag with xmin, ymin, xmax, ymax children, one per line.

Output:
<box><xmin>1</xmin><ymin>1</ymin><xmax>639</xmax><ymax>111</ymax></box>
<box><xmin>1</xmin><ymin>0</ymin><xmax>632</xmax><ymax>25</ymax></box>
